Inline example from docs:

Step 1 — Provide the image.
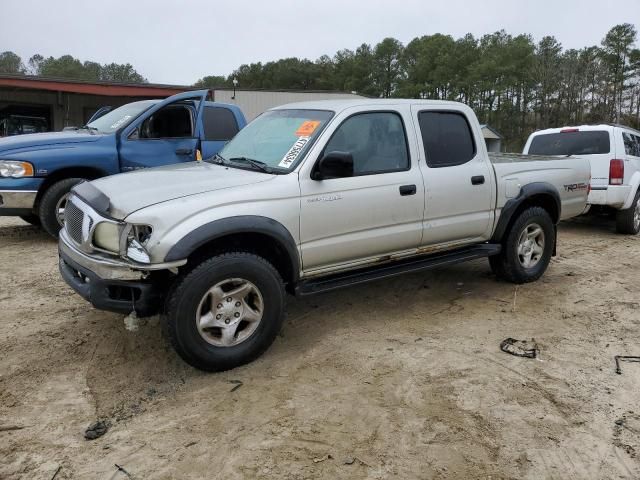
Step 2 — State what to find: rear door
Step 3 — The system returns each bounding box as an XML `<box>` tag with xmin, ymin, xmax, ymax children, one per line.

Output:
<box><xmin>413</xmin><ymin>106</ymin><xmax>494</xmax><ymax>246</ymax></box>
<box><xmin>200</xmin><ymin>106</ymin><xmax>241</xmax><ymax>158</ymax></box>
<box><xmin>622</xmin><ymin>130</ymin><xmax>640</xmax><ymax>185</ymax></box>
<box><xmin>117</xmin><ymin>90</ymin><xmax>208</xmax><ymax>171</ymax></box>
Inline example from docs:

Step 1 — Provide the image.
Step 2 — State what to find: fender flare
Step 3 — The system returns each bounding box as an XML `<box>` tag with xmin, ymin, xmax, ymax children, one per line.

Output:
<box><xmin>491</xmin><ymin>182</ymin><xmax>561</xmax><ymax>243</ymax></box>
<box><xmin>621</xmin><ymin>171</ymin><xmax>640</xmax><ymax>210</ymax></box>
<box><xmin>164</xmin><ymin>215</ymin><xmax>300</xmax><ymax>282</ymax></box>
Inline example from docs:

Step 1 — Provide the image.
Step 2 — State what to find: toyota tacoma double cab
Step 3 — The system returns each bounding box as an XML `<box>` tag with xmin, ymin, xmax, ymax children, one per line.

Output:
<box><xmin>58</xmin><ymin>99</ymin><xmax>590</xmax><ymax>371</ymax></box>
<box><xmin>0</xmin><ymin>90</ymin><xmax>246</xmax><ymax>237</ymax></box>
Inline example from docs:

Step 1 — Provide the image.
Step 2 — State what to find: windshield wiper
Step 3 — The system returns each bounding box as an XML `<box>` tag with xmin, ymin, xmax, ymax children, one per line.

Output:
<box><xmin>207</xmin><ymin>153</ymin><xmax>228</xmax><ymax>165</ymax></box>
<box><xmin>228</xmin><ymin>157</ymin><xmax>274</xmax><ymax>173</ymax></box>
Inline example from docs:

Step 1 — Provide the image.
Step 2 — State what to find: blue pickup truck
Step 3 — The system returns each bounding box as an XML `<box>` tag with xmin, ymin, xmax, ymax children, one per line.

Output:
<box><xmin>0</xmin><ymin>90</ymin><xmax>246</xmax><ymax>236</ymax></box>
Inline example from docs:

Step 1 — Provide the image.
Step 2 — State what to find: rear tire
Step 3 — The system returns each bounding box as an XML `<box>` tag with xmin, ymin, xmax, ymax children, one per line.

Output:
<box><xmin>615</xmin><ymin>190</ymin><xmax>640</xmax><ymax>235</ymax></box>
<box><xmin>490</xmin><ymin>206</ymin><xmax>555</xmax><ymax>284</ymax></box>
<box><xmin>165</xmin><ymin>252</ymin><xmax>285</xmax><ymax>372</ymax></box>
<box><xmin>19</xmin><ymin>214</ymin><xmax>41</xmax><ymax>226</ymax></box>
<box><xmin>38</xmin><ymin>178</ymin><xmax>85</xmax><ymax>238</ymax></box>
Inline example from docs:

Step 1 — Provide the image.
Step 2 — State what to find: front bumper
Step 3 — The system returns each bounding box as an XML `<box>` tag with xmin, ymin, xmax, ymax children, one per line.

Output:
<box><xmin>58</xmin><ymin>231</ymin><xmax>184</xmax><ymax>316</ymax></box>
<box><xmin>0</xmin><ymin>178</ymin><xmax>44</xmax><ymax>215</ymax></box>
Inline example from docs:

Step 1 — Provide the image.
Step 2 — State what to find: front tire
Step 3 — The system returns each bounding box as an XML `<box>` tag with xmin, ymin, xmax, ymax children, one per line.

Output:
<box><xmin>166</xmin><ymin>252</ymin><xmax>285</xmax><ymax>372</ymax></box>
<box><xmin>615</xmin><ymin>190</ymin><xmax>640</xmax><ymax>235</ymax></box>
<box><xmin>38</xmin><ymin>178</ymin><xmax>85</xmax><ymax>238</ymax></box>
<box><xmin>490</xmin><ymin>206</ymin><xmax>555</xmax><ymax>284</ymax></box>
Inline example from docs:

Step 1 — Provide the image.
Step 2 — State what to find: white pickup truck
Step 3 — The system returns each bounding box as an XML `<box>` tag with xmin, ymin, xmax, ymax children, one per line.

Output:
<box><xmin>524</xmin><ymin>124</ymin><xmax>640</xmax><ymax>234</ymax></box>
<box><xmin>58</xmin><ymin>99</ymin><xmax>590</xmax><ymax>371</ymax></box>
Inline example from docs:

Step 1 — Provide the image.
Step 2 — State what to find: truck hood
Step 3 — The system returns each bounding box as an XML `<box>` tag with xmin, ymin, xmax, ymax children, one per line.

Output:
<box><xmin>0</xmin><ymin>131</ymin><xmax>104</xmax><ymax>154</ymax></box>
<box><xmin>88</xmin><ymin>162</ymin><xmax>276</xmax><ymax>219</ymax></box>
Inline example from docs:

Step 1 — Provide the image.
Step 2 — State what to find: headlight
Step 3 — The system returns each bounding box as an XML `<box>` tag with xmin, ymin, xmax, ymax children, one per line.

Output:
<box><xmin>126</xmin><ymin>224</ymin><xmax>153</xmax><ymax>263</ymax></box>
<box><xmin>93</xmin><ymin>221</ymin><xmax>153</xmax><ymax>262</ymax></box>
<box><xmin>93</xmin><ymin>222</ymin><xmax>121</xmax><ymax>253</ymax></box>
<box><xmin>0</xmin><ymin>160</ymin><xmax>34</xmax><ymax>178</ymax></box>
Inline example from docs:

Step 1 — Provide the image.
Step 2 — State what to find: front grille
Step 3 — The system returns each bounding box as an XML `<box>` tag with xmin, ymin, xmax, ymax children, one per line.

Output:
<box><xmin>65</xmin><ymin>200</ymin><xmax>86</xmax><ymax>244</ymax></box>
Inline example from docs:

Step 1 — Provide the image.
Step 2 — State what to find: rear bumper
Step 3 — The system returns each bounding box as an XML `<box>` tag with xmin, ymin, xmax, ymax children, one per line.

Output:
<box><xmin>588</xmin><ymin>185</ymin><xmax>631</xmax><ymax>209</ymax></box>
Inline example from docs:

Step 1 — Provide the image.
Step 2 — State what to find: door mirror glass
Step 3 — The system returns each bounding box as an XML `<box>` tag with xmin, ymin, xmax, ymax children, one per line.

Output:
<box><xmin>313</xmin><ymin>151</ymin><xmax>354</xmax><ymax>180</ymax></box>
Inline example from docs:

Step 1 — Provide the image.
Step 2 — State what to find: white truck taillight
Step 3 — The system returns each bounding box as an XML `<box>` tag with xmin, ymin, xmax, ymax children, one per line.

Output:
<box><xmin>609</xmin><ymin>159</ymin><xmax>624</xmax><ymax>185</ymax></box>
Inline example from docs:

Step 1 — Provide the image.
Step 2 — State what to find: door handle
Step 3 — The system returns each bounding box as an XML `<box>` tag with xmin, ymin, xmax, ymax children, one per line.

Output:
<box><xmin>175</xmin><ymin>148</ymin><xmax>193</xmax><ymax>156</ymax></box>
<box><xmin>471</xmin><ymin>175</ymin><xmax>485</xmax><ymax>185</ymax></box>
<box><xmin>399</xmin><ymin>184</ymin><xmax>417</xmax><ymax>196</ymax></box>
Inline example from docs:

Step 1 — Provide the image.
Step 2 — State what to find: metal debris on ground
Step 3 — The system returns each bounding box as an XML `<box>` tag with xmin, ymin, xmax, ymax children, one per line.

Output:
<box><xmin>50</xmin><ymin>466</ymin><xmax>61</xmax><ymax>480</ymax></box>
<box><xmin>500</xmin><ymin>338</ymin><xmax>538</xmax><ymax>359</ymax></box>
<box><xmin>84</xmin><ymin>420</ymin><xmax>109</xmax><ymax>440</ymax></box>
<box><xmin>228</xmin><ymin>379</ymin><xmax>243</xmax><ymax>392</ymax></box>
<box><xmin>313</xmin><ymin>454</ymin><xmax>332</xmax><ymax>463</ymax></box>
<box><xmin>614</xmin><ymin>355</ymin><xmax>640</xmax><ymax>375</ymax></box>
<box><xmin>114</xmin><ymin>463</ymin><xmax>132</xmax><ymax>478</ymax></box>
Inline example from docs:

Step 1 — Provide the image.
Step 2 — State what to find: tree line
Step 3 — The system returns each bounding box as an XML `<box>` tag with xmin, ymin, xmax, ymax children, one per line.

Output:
<box><xmin>196</xmin><ymin>24</ymin><xmax>640</xmax><ymax>149</ymax></box>
<box><xmin>0</xmin><ymin>52</ymin><xmax>146</xmax><ymax>84</ymax></box>
<box><xmin>1</xmin><ymin>23</ymin><xmax>638</xmax><ymax>149</ymax></box>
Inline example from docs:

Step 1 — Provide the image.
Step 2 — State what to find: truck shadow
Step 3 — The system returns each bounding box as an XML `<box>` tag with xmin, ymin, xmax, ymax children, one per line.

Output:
<box><xmin>0</xmin><ymin>221</ymin><xmax>52</xmax><ymax>246</ymax></box>
<box><xmin>560</xmin><ymin>212</ymin><xmax>618</xmax><ymax>235</ymax></box>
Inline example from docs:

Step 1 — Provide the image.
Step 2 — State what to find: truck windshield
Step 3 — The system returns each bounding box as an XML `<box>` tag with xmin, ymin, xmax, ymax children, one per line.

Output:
<box><xmin>217</xmin><ymin>109</ymin><xmax>334</xmax><ymax>172</ymax></box>
<box><xmin>528</xmin><ymin>131</ymin><xmax>610</xmax><ymax>156</ymax></box>
<box><xmin>87</xmin><ymin>100</ymin><xmax>156</xmax><ymax>133</ymax></box>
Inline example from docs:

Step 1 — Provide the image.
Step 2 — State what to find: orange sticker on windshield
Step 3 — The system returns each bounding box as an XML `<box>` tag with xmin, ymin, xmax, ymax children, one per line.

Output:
<box><xmin>295</xmin><ymin>120</ymin><xmax>321</xmax><ymax>137</ymax></box>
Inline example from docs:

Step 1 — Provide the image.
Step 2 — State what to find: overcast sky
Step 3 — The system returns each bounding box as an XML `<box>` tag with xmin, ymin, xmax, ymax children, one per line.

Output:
<box><xmin>1</xmin><ymin>0</ymin><xmax>639</xmax><ymax>85</ymax></box>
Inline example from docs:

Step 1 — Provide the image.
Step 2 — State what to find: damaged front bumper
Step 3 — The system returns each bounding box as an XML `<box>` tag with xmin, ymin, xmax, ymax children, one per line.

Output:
<box><xmin>58</xmin><ymin>230</ymin><xmax>184</xmax><ymax>316</ymax></box>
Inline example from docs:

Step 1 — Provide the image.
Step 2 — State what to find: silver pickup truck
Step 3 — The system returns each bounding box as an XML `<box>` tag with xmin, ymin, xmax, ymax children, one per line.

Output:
<box><xmin>58</xmin><ymin>99</ymin><xmax>590</xmax><ymax>371</ymax></box>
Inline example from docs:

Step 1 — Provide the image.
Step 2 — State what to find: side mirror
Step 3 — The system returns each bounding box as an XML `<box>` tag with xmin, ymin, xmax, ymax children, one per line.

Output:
<box><xmin>312</xmin><ymin>151</ymin><xmax>354</xmax><ymax>180</ymax></box>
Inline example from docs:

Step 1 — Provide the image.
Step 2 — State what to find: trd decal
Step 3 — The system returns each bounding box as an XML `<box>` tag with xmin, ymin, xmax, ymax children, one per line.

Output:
<box><xmin>564</xmin><ymin>183</ymin><xmax>588</xmax><ymax>192</ymax></box>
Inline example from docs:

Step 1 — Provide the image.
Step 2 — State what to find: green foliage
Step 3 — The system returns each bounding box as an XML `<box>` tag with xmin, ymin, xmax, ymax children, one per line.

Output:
<box><xmin>194</xmin><ymin>75</ymin><xmax>229</xmax><ymax>88</ymax></box>
<box><xmin>199</xmin><ymin>23</ymin><xmax>639</xmax><ymax>149</ymax></box>
<box><xmin>0</xmin><ymin>51</ymin><xmax>25</xmax><ymax>74</ymax></box>
<box><xmin>7</xmin><ymin>52</ymin><xmax>147</xmax><ymax>83</ymax></box>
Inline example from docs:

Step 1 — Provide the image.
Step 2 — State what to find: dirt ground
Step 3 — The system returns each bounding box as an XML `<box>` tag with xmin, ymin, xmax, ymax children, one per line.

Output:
<box><xmin>1</xmin><ymin>214</ymin><xmax>639</xmax><ymax>480</ymax></box>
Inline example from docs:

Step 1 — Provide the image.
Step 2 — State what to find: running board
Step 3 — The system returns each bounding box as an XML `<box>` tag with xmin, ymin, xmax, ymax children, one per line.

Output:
<box><xmin>295</xmin><ymin>244</ymin><xmax>501</xmax><ymax>296</ymax></box>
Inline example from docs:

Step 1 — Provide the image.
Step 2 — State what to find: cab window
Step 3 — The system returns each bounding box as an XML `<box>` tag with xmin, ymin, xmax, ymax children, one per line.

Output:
<box><xmin>203</xmin><ymin>107</ymin><xmax>239</xmax><ymax>141</ymax></box>
<box><xmin>418</xmin><ymin>111</ymin><xmax>476</xmax><ymax>168</ymax></box>
<box><xmin>138</xmin><ymin>105</ymin><xmax>193</xmax><ymax>139</ymax></box>
<box><xmin>323</xmin><ymin>112</ymin><xmax>409</xmax><ymax>175</ymax></box>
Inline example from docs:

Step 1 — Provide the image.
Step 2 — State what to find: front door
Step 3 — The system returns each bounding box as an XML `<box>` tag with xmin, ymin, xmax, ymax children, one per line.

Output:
<box><xmin>299</xmin><ymin>110</ymin><xmax>425</xmax><ymax>273</ymax></box>
<box><xmin>118</xmin><ymin>90</ymin><xmax>207</xmax><ymax>171</ymax></box>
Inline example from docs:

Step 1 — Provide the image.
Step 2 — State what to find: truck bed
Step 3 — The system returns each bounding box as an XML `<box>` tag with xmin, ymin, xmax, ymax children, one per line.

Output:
<box><xmin>489</xmin><ymin>152</ymin><xmax>591</xmax><ymax>221</ymax></box>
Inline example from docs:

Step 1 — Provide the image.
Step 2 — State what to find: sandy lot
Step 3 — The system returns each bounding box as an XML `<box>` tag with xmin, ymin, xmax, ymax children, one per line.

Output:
<box><xmin>1</xmin><ymin>214</ymin><xmax>639</xmax><ymax>479</ymax></box>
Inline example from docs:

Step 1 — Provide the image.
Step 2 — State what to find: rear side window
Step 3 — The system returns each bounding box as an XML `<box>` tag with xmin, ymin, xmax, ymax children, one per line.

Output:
<box><xmin>203</xmin><ymin>107</ymin><xmax>239</xmax><ymax>141</ymax></box>
<box><xmin>528</xmin><ymin>131</ymin><xmax>610</xmax><ymax>155</ymax></box>
<box><xmin>418</xmin><ymin>111</ymin><xmax>476</xmax><ymax>167</ymax></box>
<box><xmin>623</xmin><ymin>132</ymin><xmax>640</xmax><ymax>157</ymax></box>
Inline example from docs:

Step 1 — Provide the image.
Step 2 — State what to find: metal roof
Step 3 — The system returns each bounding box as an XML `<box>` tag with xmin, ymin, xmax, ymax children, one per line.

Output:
<box><xmin>0</xmin><ymin>73</ymin><xmax>192</xmax><ymax>97</ymax></box>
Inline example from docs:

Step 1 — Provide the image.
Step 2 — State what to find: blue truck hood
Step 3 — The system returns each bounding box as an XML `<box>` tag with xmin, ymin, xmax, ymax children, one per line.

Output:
<box><xmin>0</xmin><ymin>131</ymin><xmax>104</xmax><ymax>154</ymax></box>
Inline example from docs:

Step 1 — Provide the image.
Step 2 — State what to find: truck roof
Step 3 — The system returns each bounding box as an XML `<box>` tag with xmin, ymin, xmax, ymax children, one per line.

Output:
<box><xmin>271</xmin><ymin>98</ymin><xmax>468</xmax><ymax>113</ymax></box>
<box><xmin>531</xmin><ymin>124</ymin><xmax>640</xmax><ymax>136</ymax></box>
